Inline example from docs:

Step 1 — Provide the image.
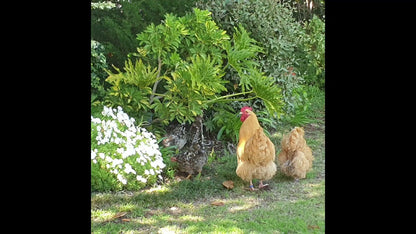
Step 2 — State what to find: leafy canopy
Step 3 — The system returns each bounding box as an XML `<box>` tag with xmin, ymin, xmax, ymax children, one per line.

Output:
<box><xmin>105</xmin><ymin>8</ymin><xmax>284</xmax><ymax>125</ymax></box>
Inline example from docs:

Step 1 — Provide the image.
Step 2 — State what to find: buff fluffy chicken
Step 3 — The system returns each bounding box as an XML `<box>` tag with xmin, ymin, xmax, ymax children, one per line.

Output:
<box><xmin>236</xmin><ymin>106</ymin><xmax>277</xmax><ymax>190</ymax></box>
<box><xmin>277</xmin><ymin>127</ymin><xmax>314</xmax><ymax>181</ymax></box>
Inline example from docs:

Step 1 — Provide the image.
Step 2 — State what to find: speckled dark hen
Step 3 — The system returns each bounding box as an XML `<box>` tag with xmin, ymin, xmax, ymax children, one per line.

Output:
<box><xmin>167</xmin><ymin>116</ymin><xmax>207</xmax><ymax>179</ymax></box>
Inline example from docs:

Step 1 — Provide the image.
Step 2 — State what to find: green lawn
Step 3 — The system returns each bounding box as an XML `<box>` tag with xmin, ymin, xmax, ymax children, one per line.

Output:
<box><xmin>91</xmin><ymin>87</ymin><xmax>325</xmax><ymax>233</ymax></box>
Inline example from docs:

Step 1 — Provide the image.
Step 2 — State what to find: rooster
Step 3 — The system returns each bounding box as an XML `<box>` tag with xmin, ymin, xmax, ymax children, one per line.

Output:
<box><xmin>236</xmin><ymin>106</ymin><xmax>277</xmax><ymax>190</ymax></box>
<box><xmin>278</xmin><ymin>127</ymin><xmax>314</xmax><ymax>181</ymax></box>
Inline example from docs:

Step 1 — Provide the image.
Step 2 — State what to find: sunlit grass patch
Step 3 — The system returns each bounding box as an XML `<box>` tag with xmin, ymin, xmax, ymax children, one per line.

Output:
<box><xmin>227</xmin><ymin>197</ymin><xmax>259</xmax><ymax>213</ymax></box>
<box><xmin>91</xmin><ymin>209</ymin><xmax>115</xmax><ymax>223</ymax></box>
<box><xmin>158</xmin><ymin>225</ymin><xmax>183</xmax><ymax>234</ymax></box>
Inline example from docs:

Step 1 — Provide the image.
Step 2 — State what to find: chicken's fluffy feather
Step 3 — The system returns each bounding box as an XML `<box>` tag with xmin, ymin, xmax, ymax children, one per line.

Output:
<box><xmin>278</xmin><ymin>127</ymin><xmax>313</xmax><ymax>180</ymax></box>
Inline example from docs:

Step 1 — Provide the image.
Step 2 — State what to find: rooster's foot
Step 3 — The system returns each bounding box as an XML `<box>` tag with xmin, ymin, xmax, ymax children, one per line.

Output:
<box><xmin>259</xmin><ymin>183</ymin><xmax>269</xmax><ymax>188</ymax></box>
<box><xmin>259</xmin><ymin>184</ymin><xmax>270</xmax><ymax>190</ymax></box>
<box><xmin>258</xmin><ymin>180</ymin><xmax>271</xmax><ymax>190</ymax></box>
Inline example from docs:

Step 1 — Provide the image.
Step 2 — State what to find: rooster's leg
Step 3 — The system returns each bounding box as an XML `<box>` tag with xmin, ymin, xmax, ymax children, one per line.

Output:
<box><xmin>249</xmin><ymin>181</ymin><xmax>256</xmax><ymax>191</ymax></box>
<box><xmin>259</xmin><ymin>180</ymin><xmax>269</xmax><ymax>189</ymax></box>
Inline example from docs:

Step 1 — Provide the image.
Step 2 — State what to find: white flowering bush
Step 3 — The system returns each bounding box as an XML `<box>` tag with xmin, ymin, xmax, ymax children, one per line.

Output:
<box><xmin>91</xmin><ymin>105</ymin><xmax>166</xmax><ymax>191</ymax></box>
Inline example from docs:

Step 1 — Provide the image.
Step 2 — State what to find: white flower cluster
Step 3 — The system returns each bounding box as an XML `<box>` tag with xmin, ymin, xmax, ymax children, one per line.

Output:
<box><xmin>91</xmin><ymin>106</ymin><xmax>165</xmax><ymax>187</ymax></box>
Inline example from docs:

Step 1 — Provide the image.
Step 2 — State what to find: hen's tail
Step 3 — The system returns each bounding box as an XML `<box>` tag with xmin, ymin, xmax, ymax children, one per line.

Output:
<box><xmin>281</xmin><ymin>151</ymin><xmax>311</xmax><ymax>179</ymax></box>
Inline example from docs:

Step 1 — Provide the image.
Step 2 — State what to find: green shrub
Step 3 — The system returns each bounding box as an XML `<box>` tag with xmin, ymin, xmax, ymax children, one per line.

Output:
<box><xmin>91</xmin><ymin>0</ymin><xmax>198</xmax><ymax>70</ymax></box>
<box><xmin>91</xmin><ymin>40</ymin><xmax>110</xmax><ymax>103</ymax></box>
<box><xmin>103</xmin><ymin>58</ymin><xmax>155</xmax><ymax>122</ymax></box>
<box><xmin>204</xmin><ymin>102</ymin><xmax>242</xmax><ymax>143</ymax></box>
<box><xmin>104</xmin><ymin>8</ymin><xmax>284</xmax><ymax>127</ymax></box>
<box><xmin>281</xmin><ymin>0</ymin><xmax>325</xmax><ymax>23</ymax></box>
<box><xmin>196</xmin><ymin>0</ymin><xmax>307</xmax><ymax>115</ymax></box>
<box><xmin>91</xmin><ymin>105</ymin><xmax>166</xmax><ymax>192</ymax></box>
<box><xmin>196</xmin><ymin>0</ymin><xmax>326</xmax><ymax>129</ymax></box>
<box><xmin>298</xmin><ymin>15</ymin><xmax>325</xmax><ymax>89</ymax></box>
